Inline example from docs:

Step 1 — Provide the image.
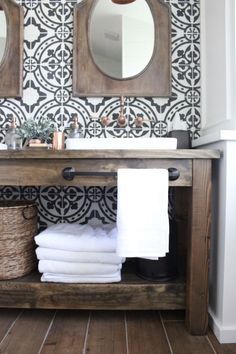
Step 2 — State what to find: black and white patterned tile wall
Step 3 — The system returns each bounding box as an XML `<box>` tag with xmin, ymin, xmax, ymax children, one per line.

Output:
<box><xmin>0</xmin><ymin>0</ymin><xmax>200</xmax><ymax>228</ymax></box>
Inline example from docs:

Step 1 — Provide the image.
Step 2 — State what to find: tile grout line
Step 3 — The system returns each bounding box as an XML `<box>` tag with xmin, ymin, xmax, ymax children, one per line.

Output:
<box><xmin>0</xmin><ymin>309</ymin><xmax>24</xmax><ymax>347</ymax></box>
<box><xmin>124</xmin><ymin>311</ymin><xmax>130</xmax><ymax>354</ymax></box>
<box><xmin>38</xmin><ymin>310</ymin><xmax>57</xmax><ymax>354</ymax></box>
<box><xmin>82</xmin><ymin>311</ymin><xmax>91</xmax><ymax>354</ymax></box>
<box><xmin>159</xmin><ymin>311</ymin><xmax>174</xmax><ymax>354</ymax></box>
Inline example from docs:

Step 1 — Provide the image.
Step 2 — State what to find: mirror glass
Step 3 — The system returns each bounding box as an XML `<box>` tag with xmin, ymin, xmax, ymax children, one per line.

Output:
<box><xmin>0</xmin><ymin>9</ymin><xmax>7</xmax><ymax>65</ymax></box>
<box><xmin>89</xmin><ymin>0</ymin><xmax>155</xmax><ymax>79</ymax></box>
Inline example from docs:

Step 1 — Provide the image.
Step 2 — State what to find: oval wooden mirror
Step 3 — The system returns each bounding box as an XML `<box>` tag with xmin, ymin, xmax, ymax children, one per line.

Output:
<box><xmin>0</xmin><ymin>0</ymin><xmax>23</xmax><ymax>98</ymax></box>
<box><xmin>73</xmin><ymin>0</ymin><xmax>171</xmax><ymax>97</ymax></box>
<box><xmin>89</xmin><ymin>0</ymin><xmax>155</xmax><ymax>80</ymax></box>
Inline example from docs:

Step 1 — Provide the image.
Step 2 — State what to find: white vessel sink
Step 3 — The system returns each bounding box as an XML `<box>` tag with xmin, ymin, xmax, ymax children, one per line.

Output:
<box><xmin>65</xmin><ymin>137</ymin><xmax>177</xmax><ymax>150</ymax></box>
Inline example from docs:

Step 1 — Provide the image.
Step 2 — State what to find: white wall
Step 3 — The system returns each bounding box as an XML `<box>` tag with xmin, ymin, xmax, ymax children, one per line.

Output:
<box><xmin>193</xmin><ymin>138</ymin><xmax>236</xmax><ymax>343</ymax></box>
<box><xmin>209</xmin><ymin>140</ymin><xmax>236</xmax><ymax>343</ymax></box>
<box><xmin>0</xmin><ymin>38</ymin><xmax>6</xmax><ymax>62</ymax></box>
<box><xmin>122</xmin><ymin>16</ymin><xmax>154</xmax><ymax>78</ymax></box>
<box><xmin>195</xmin><ymin>0</ymin><xmax>236</xmax><ymax>343</ymax></box>
<box><xmin>90</xmin><ymin>15</ymin><xmax>123</xmax><ymax>78</ymax></box>
<box><xmin>201</xmin><ymin>0</ymin><xmax>236</xmax><ymax>134</ymax></box>
<box><xmin>0</xmin><ymin>12</ymin><xmax>6</xmax><ymax>37</ymax></box>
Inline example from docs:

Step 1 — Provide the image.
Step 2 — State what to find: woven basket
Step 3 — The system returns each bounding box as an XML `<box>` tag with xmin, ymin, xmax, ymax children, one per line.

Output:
<box><xmin>0</xmin><ymin>200</ymin><xmax>38</xmax><ymax>280</ymax></box>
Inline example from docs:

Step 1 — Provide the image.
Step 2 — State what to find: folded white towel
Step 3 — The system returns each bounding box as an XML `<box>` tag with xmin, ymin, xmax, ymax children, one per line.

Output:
<box><xmin>35</xmin><ymin>223</ymin><xmax>117</xmax><ymax>252</ymax></box>
<box><xmin>0</xmin><ymin>143</ymin><xmax>7</xmax><ymax>150</ymax></box>
<box><xmin>41</xmin><ymin>271</ymin><xmax>121</xmax><ymax>283</ymax></box>
<box><xmin>38</xmin><ymin>260</ymin><xmax>122</xmax><ymax>275</ymax></box>
<box><xmin>116</xmin><ymin>169</ymin><xmax>169</xmax><ymax>259</ymax></box>
<box><xmin>36</xmin><ymin>247</ymin><xmax>124</xmax><ymax>264</ymax></box>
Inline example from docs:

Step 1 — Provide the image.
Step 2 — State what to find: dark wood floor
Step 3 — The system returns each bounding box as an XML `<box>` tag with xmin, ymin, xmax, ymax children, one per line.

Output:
<box><xmin>0</xmin><ymin>309</ymin><xmax>235</xmax><ymax>354</ymax></box>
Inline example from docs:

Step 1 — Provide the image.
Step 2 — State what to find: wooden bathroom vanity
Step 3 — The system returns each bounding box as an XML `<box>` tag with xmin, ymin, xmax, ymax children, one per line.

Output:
<box><xmin>0</xmin><ymin>149</ymin><xmax>220</xmax><ymax>335</ymax></box>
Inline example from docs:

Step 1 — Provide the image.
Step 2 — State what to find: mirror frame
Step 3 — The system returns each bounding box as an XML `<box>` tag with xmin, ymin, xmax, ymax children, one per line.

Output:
<box><xmin>0</xmin><ymin>0</ymin><xmax>23</xmax><ymax>98</ymax></box>
<box><xmin>73</xmin><ymin>0</ymin><xmax>171</xmax><ymax>97</ymax></box>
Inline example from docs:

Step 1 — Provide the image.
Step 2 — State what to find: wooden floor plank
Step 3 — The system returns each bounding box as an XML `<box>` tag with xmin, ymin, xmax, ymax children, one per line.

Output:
<box><xmin>0</xmin><ymin>309</ymin><xmax>235</xmax><ymax>353</ymax></box>
<box><xmin>126</xmin><ymin>310</ymin><xmax>171</xmax><ymax>354</ymax></box>
<box><xmin>40</xmin><ymin>310</ymin><xmax>89</xmax><ymax>354</ymax></box>
<box><xmin>0</xmin><ymin>309</ymin><xmax>54</xmax><ymax>354</ymax></box>
<box><xmin>0</xmin><ymin>308</ymin><xmax>22</xmax><ymax>342</ymax></box>
<box><xmin>85</xmin><ymin>311</ymin><xmax>127</xmax><ymax>354</ymax></box>
<box><xmin>207</xmin><ymin>329</ymin><xmax>236</xmax><ymax>354</ymax></box>
<box><xmin>165</xmin><ymin>321</ymin><xmax>214</xmax><ymax>354</ymax></box>
<box><xmin>160</xmin><ymin>310</ymin><xmax>185</xmax><ymax>322</ymax></box>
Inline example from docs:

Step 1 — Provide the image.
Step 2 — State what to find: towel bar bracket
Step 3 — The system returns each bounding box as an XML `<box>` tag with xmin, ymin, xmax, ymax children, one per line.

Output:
<box><xmin>62</xmin><ymin>167</ymin><xmax>180</xmax><ymax>181</ymax></box>
<box><xmin>168</xmin><ymin>167</ymin><xmax>180</xmax><ymax>181</ymax></box>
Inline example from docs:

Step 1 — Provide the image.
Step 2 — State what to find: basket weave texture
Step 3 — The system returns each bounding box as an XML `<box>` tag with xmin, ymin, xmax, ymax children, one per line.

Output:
<box><xmin>0</xmin><ymin>201</ymin><xmax>38</xmax><ymax>280</ymax></box>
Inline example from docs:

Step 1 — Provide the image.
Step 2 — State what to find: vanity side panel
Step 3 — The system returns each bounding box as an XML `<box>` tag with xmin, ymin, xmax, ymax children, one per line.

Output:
<box><xmin>186</xmin><ymin>159</ymin><xmax>212</xmax><ymax>334</ymax></box>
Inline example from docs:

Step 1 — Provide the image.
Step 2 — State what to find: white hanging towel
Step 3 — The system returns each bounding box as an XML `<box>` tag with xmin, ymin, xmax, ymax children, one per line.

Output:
<box><xmin>116</xmin><ymin>168</ymin><xmax>169</xmax><ymax>259</ymax></box>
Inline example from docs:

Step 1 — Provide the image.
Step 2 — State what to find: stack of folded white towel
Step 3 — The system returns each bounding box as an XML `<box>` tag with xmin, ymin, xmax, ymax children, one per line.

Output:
<box><xmin>34</xmin><ymin>223</ymin><xmax>124</xmax><ymax>283</ymax></box>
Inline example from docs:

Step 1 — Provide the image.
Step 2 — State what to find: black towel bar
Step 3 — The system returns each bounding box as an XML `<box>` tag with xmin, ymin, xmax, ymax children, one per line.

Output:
<box><xmin>62</xmin><ymin>167</ymin><xmax>180</xmax><ymax>181</ymax></box>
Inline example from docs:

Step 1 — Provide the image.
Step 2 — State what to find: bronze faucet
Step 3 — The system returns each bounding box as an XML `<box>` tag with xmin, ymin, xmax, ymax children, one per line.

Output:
<box><xmin>117</xmin><ymin>96</ymin><xmax>126</xmax><ymax>127</ymax></box>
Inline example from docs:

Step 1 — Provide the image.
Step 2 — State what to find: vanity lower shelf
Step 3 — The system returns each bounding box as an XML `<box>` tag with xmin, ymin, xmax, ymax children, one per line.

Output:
<box><xmin>0</xmin><ymin>268</ymin><xmax>185</xmax><ymax>310</ymax></box>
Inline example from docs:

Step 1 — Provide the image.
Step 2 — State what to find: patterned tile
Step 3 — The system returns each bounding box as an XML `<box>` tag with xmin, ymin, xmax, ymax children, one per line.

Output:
<box><xmin>0</xmin><ymin>0</ymin><xmax>201</xmax><ymax>225</ymax></box>
<box><xmin>0</xmin><ymin>186</ymin><xmax>21</xmax><ymax>200</ymax></box>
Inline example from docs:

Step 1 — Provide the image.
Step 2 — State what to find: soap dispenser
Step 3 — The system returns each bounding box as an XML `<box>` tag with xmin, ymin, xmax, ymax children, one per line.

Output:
<box><xmin>68</xmin><ymin>114</ymin><xmax>83</xmax><ymax>139</ymax></box>
<box><xmin>5</xmin><ymin>117</ymin><xmax>22</xmax><ymax>150</ymax></box>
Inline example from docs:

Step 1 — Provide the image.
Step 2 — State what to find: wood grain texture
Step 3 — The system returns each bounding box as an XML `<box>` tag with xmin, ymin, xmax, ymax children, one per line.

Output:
<box><xmin>0</xmin><ymin>158</ymin><xmax>192</xmax><ymax>186</ymax></box>
<box><xmin>73</xmin><ymin>0</ymin><xmax>171</xmax><ymax>97</ymax></box>
<box><xmin>85</xmin><ymin>311</ymin><xmax>127</xmax><ymax>354</ymax></box>
<box><xmin>0</xmin><ymin>272</ymin><xmax>185</xmax><ymax>310</ymax></box>
<box><xmin>0</xmin><ymin>149</ymin><xmax>221</xmax><ymax>160</ymax></box>
<box><xmin>207</xmin><ymin>329</ymin><xmax>236</xmax><ymax>354</ymax></box>
<box><xmin>0</xmin><ymin>0</ymin><xmax>23</xmax><ymax>97</ymax></box>
<box><xmin>0</xmin><ymin>150</ymin><xmax>221</xmax><ymax>337</ymax></box>
<box><xmin>165</xmin><ymin>322</ymin><xmax>214</xmax><ymax>354</ymax></box>
<box><xmin>126</xmin><ymin>311</ymin><xmax>171</xmax><ymax>354</ymax></box>
<box><xmin>0</xmin><ymin>309</ymin><xmax>234</xmax><ymax>353</ymax></box>
<box><xmin>0</xmin><ymin>308</ymin><xmax>22</xmax><ymax>341</ymax></box>
<box><xmin>186</xmin><ymin>159</ymin><xmax>212</xmax><ymax>334</ymax></box>
<box><xmin>40</xmin><ymin>310</ymin><xmax>89</xmax><ymax>354</ymax></box>
<box><xmin>0</xmin><ymin>309</ymin><xmax>54</xmax><ymax>354</ymax></box>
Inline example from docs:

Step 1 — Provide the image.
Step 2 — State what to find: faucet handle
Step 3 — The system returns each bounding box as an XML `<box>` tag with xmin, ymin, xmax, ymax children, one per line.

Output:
<box><xmin>134</xmin><ymin>116</ymin><xmax>144</xmax><ymax>127</ymax></box>
<box><xmin>100</xmin><ymin>116</ymin><xmax>110</xmax><ymax>126</ymax></box>
<box><xmin>134</xmin><ymin>115</ymin><xmax>155</xmax><ymax>127</ymax></box>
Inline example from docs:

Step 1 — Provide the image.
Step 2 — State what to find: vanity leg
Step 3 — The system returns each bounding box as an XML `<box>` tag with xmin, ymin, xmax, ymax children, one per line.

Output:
<box><xmin>186</xmin><ymin>159</ymin><xmax>212</xmax><ymax>335</ymax></box>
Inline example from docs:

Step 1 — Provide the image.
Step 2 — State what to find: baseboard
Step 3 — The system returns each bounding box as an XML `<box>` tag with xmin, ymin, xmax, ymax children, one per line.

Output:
<box><xmin>209</xmin><ymin>309</ymin><xmax>236</xmax><ymax>343</ymax></box>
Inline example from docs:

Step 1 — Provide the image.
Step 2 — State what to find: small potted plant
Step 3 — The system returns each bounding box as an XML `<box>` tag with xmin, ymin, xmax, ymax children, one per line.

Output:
<box><xmin>17</xmin><ymin>118</ymin><xmax>54</xmax><ymax>147</ymax></box>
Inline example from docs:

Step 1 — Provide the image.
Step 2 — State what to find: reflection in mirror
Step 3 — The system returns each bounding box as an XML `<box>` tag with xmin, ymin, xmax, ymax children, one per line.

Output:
<box><xmin>0</xmin><ymin>9</ymin><xmax>7</xmax><ymax>65</ymax></box>
<box><xmin>89</xmin><ymin>0</ymin><xmax>155</xmax><ymax>79</ymax></box>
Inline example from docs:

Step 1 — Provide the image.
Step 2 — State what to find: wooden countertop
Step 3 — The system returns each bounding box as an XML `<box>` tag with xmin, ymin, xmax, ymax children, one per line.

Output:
<box><xmin>0</xmin><ymin>149</ymin><xmax>221</xmax><ymax>159</ymax></box>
